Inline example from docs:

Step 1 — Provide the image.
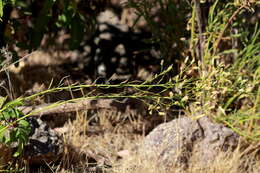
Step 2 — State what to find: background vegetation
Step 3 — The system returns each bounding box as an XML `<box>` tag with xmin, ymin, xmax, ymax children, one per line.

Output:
<box><xmin>0</xmin><ymin>0</ymin><xmax>259</xmax><ymax>172</ymax></box>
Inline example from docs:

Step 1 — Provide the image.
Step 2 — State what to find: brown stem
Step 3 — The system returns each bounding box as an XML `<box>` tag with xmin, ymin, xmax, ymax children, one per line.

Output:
<box><xmin>213</xmin><ymin>4</ymin><xmax>247</xmax><ymax>55</ymax></box>
<box><xmin>194</xmin><ymin>0</ymin><xmax>205</xmax><ymax>68</ymax></box>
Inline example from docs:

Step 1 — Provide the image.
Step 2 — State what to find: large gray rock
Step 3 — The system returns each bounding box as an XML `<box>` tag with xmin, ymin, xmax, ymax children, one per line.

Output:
<box><xmin>141</xmin><ymin>116</ymin><xmax>239</xmax><ymax>170</ymax></box>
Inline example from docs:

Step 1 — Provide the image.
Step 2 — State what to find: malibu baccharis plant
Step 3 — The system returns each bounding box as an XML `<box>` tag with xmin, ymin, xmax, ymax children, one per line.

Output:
<box><xmin>0</xmin><ymin>96</ymin><xmax>31</xmax><ymax>157</ymax></box>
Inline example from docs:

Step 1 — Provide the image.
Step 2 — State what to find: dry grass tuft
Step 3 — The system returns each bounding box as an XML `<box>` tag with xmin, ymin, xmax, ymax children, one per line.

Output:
<box><xmin>56</xmin><ymin>110</ymin><xmax>144</xmax><ymax>173</ymax></box>
<box><xmin>51</xmin><ymin>110</ymin><xmax>260</xmax><ymax>173</ymax></box>
<box><xmin>112</xmin><ymin>143</ymin><xmax>260</xmax><ymax>173</ymax></box>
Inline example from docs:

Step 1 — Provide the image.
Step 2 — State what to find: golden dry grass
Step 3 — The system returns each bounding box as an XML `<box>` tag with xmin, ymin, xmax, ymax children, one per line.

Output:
<box><xmin>40</xmin><ymin>110</ymin><xmax>260</xmax><ymax>173</ymax></box>
<box><xmin>112</xmin><ymin>144</ymin><xmax>259</xmax><ymax>173</ymax></box>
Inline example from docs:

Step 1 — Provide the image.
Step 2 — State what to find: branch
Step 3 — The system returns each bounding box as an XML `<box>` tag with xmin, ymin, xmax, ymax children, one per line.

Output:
<box><xmin>18</xmin><ymin>98</ymin><xmax>144</xmax><ymax>116</ymax></box>
<box><xmin>213</xmin><ymin>3</ymin><xmax>248</xmax><ymax>55</ymax></box>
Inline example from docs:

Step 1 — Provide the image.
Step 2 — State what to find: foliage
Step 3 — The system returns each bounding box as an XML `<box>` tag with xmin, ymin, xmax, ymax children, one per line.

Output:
<box><xmin>0</xmin><ymin>96</ymin><xmax>31</xmax><ymax>157</ymax></box>
<box><xmin>127</xmin><ymin>0</ymin><xmax>191</xmax><ymax>69</ymax></box>
<box><xmin>0</xmin><ymin>0</ymin><xmax>107</xmax><ymax>64</ymax></box>
<box><xmin>0</xmin><ymin>0</ymin><xmax>259</xmax><ymax>170</ymax></box>
<box><xmin>127</xmin><ymin>0</ymin><xmax>259</xmax><ymax>140</ymax></box>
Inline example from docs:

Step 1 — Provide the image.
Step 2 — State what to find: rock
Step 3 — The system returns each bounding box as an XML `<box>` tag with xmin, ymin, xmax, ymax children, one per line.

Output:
<box><xmin>117</xmin><ymin>150</ymin><xmax>130</xmax><ymax>158</ymax></box>
<box><xmin>141</xmin><ymin>116</ymin><xmax>239</xmax><ymax>170</ymax></box>
<box><xmin>24</xmin><ymin>117</ymin><xmax>64</xmax><ymax>165</ymax></box>
<box><xmin>0</xmin><ymin>117</ymin><xmax>63</xmax><ymax>166</ymax></box>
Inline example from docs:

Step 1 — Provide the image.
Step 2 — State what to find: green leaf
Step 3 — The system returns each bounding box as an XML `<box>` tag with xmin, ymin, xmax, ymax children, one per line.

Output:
<box><xmin>14</xmin><ymin>108</ymin><xmax>23</xmax><ymax>118</ymax></box>
<box><xmin>15</xmin><ymin>128</ymin><xmax>21</xmax><ymax>138</ymax></box>
<box><xmin>10</xmin><ymin>128</ymin><xmax>18</xmax><ymax>141</ymax></box>
<box><xmin>17</xmin><ymin>129</ymin><xmax>29</xmax><ymax>143</ymax></box>
<box><xmin>5</xmin><ymin>98</ymin><xmax>23</xmax><ymax>108</ymax></box>
<box><xmin>18</xmin><ymin>120</ymin><xmax>29</xmax><ymax>127</ymax></box>
<box><xmin>69</xmin><ymin>13</ymin><xmax>85</xmax><ymax>49</ymax></box>
<box><xmin>0</xmin><ymin>96</ymin><xmax>7</xmax><ymax>108</ymax></box>
<box><xmin>13</xmin><ymin>141</ymin><xmax>23</xmax><ymax>157</ymax></box>
<box><xmin>0</xmin><ymin>0</ymin><xmax>3</xmax><ymax>19</ymax></box>
<box><xmin>0</xmin><ymin>125</ymin><xmax>7</xmax><ymax>142</ymax></box>
<box><xmin>13</xmin><ymin>151</ymin><xmax>20</xmax><ymax>157</ymax></box>
<box><xmin>2</xmin><ymin>110</ymin><xmax>11</xmax><ymax>120</ymax></box>
<box><xmin>0</xmin><ymin>135</ymin><xmax>7</xmax><ymax>143</ymax></box>
<box><xmin>59</xmin><ymin>14</ymin><xmax>66</xmax><ymax>23</ymax></box>
<box><xmin>0</xmin><ymin>124</ymin><xmax>5</xmax><ymax>130</ymax></box>
<box><xmin>4</xmin><ymin>134</ymin><xmax>10</xmax><ymax>144</ymax></box>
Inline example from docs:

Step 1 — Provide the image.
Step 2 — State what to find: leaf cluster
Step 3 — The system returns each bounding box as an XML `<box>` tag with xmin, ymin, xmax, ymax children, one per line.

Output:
<box><xmin>0</xmin><ymin>96</ymin><xmax>31</xmax><ymax>157</ymax></box>
<box><xmin>0</xmin><ymin>0</ymin><xmax>108</xmax><ymax>64</ymax></box>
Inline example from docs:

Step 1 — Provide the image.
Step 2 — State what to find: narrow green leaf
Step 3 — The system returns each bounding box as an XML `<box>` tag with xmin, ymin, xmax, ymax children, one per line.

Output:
<box><xmin>13</xmin><ymin>141</ymin><xmax>23</xmax><ymax>157</ymax></box>
<box><xmin>0</xmin><ymin>125</ymin><xmax>6</xmax><ymax>142</ymax></box>
<box><xmin>4</xmin><ymin>98</ymin><xmax>23</xmax><ymax>108</ymax></box>
<box><xmin>224</xmin><ymin>92</ymin><xmax>243</xmax><ymax>110</ymax></box>
<box><xmin>0</xmin><ymin>96</ymin><xmax>7</xmax><ymax>108</ymax></box>
<box><xmin>0</xmin><ymin>0</ymin><xmax>3</xmax><ymax>19</ymax></box>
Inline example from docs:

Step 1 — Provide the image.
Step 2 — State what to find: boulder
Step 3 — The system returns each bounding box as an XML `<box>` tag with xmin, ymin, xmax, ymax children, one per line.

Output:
<box><xmin>141</xmin><ymin>116</ymin><xmax>239</xmax><ymax>170</ymax></box>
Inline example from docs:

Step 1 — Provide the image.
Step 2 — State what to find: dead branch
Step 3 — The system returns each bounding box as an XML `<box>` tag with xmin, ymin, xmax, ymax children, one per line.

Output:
<box><xmin>18</xmin><ymin>98</ymin><xmax>144</xmax><ymax>116</ymax></box>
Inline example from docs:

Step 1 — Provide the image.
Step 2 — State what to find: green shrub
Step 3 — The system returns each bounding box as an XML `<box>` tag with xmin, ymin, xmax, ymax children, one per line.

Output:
<box><xmin>0</xmin><ymin>96</ymin><xmax>31</xmax><ymax>157</ymax></box>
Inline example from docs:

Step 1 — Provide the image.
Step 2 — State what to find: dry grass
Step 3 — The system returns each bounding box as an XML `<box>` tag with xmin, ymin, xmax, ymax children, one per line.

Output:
<box><xmin>7</xmin><ymin>143</ymin><xmax>260</xmax><ymax>173</ymax></box>
<box><xmin>113</xmin><ymin>143</ymin><xmax>260</xmax><ymax>173</ymax></box>
<box><xmin>187</xmin><ymin>147</ymin><xmax>260</xmax><ymax>173</ymax></box>
<box><xmin>55</xmin><ymin>110</ymin><xmax>144</xmax><ymax>173</ymax></box>
<box><xmin>31</xmin><ymin>109</ymin><xmax>259</xmax><ymax>173</ymax></box>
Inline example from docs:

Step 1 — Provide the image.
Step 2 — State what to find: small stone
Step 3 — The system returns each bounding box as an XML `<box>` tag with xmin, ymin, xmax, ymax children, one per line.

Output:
<box><xmin>117</xmin><ymin>150</ymin><xmax>130</xmax><ymax>158</ymax></box>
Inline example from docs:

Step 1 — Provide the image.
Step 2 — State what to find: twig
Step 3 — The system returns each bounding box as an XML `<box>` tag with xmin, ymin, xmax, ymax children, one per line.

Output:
<box><xmin>194</xmin><ymin>0</ymin><xmax>205</xmax><ymax>66</ymax></box>
<box><xmin>213</xmin><ymin>3</ymin><xmax>248</xmax><ymax>55</ymax></box>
